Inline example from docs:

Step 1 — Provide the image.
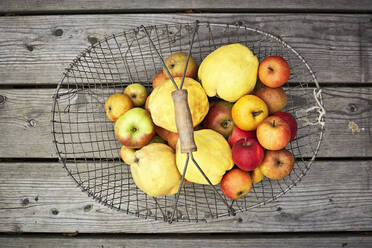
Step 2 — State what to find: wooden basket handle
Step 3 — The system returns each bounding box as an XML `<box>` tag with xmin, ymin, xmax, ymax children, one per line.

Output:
<box><xmin>171</xmin><ymin>89</ymin><xmax>197</xmax><ymax>153</ymax></box>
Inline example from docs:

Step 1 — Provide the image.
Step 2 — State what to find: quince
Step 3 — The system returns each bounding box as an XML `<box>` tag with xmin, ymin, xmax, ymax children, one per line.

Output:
<box><xmin>148</xmin><ymin>77</ymin><xmax>209</xmax><ymax>132</ymax></box>
<box><xmin>198</xmin><ymin>43</ymin><xmax>259</xmax><ymax>102</ymax></box>
<box><xmin>129</xmin><ymin>143</ymin><xmax>181</xmax><ymax>197</ymax></box>
<box><xmin>176</xmin><ymin>129</ymin><xmax>234</xmax><ymax>185</ymax></box>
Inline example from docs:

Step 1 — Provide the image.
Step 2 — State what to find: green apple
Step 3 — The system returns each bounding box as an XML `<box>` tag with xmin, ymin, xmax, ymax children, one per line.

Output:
<box><xmin>124</xmin><ymin>83</ymin><xmax>148</xmax><ymax>107</ymax></box>
<box><xmin>114</xmin><ymin>107</ymin><xmax>155</xmax><ymax>148</ymax></box>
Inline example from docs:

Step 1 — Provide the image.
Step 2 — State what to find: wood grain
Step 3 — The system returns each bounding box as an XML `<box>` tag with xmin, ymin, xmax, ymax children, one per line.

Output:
<box><xmin>0</xmin><ymin>160</ymin><xmax>371</xmax><ymax>233</ymax></box>
<box><xmin>0</xmin><ymin>14</ymin><xmax>371</xmax><ymax>85</ymax></box>
<box><xmin>1</xmin><ymin>0</ymin><xmax>371</xmax><ymax>13</ymax></box>
<box><xmin>0</xmin><ymin>87</ymin><xmax>370</xmax><ymax>158</ymax></box>
<box><xmin>0</xmin><ymin>235</ymin><xmax>371</xmax><ymax>248</ymax></box>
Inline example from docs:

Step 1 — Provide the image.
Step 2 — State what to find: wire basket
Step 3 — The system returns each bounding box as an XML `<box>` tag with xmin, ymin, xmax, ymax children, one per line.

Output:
<box><xmin>51</xmin><ymin>21</ymin><xmax>325</xmax><ymax>223</ymax></box>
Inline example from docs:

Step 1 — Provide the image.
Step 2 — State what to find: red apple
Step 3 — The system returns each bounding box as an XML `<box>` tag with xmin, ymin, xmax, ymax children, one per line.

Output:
<box><xmin>258</xmin><ymin>56</ymin><xmax>290</xmax><ymax>88</ymax></box>
<box><xmin>273</xmin><ymin>112</ymin><xmax>298</xmax><ymax>141</ymax></box>
<box><xmin>124</xmin><ymin>83</ymin><xmax>148</xmax><ymax>107</ymax></box>
<box><xmin>152</xmin><ymin>71</ymin><xmax>168</xmax><ymax>88</ymax></box>
<box><xmin>260</xmin><ymin>149</ymin><xmax>294</xmax><ymax>180</ymax></box>
<box><xmin>155</xmin><ymin>125</ymin><xmax>171</xmax><ymax>141</ymax></box>
<box><xmin>203</xmin><ymin>100</ymin><xmax>235</xmax><ymax>138</ymax></box>
<box><xmin>163</xmin><ymin>52</ymin><xmax>198</xmax><ymax>79</ymax></box>
<box><xmin>255</xmin><ymin>86</ymin><xmax>287</xmax><ymax>114</ymax></box>
<box><xmin>220</xmin><ymin>168</ymin><xmax>252</xmax><ymax>200</ymax></box>
<box><xmin>114</xmin><ymin>107</ymin><xmax>155</xmax><ymax>148</ymax></box>
<box><xmin>167</xmin><ymin>131</ymin><xmax>179</xmax><ymax>150</ymax></box>
<box><xmin>257</xmin><ymin>116</ymin><xmax>291</xmax><ymax>150</ymax></box>
<box><xmin>228</xmin><ymin>126</ymin><xmax>256</xmax><ymax>147</ymax></box>
<box><xmin>232</xmin><ymin>138</ymin><xmax>264</xmax><ymax>171</ymax></box>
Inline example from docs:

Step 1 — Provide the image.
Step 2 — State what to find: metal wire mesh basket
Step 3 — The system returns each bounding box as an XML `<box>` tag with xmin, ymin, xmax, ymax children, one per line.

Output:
<box><xmin>51</xmin><ymin>21</ymin><xmax>325</xmax><ymax>223</ymax></box>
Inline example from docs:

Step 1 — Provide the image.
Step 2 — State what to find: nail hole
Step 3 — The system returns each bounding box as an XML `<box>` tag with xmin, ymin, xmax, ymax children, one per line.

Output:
<box><xmin>22</xmin><ymin>198</ymin><xmax>29</xmax><ymax>206</ymax></box>
<box><xmin>88</xmin><ymin>36</ymin><xmax>98</xmax><ymax>45</ymax></box>
<box><xmin>53</xmin><ymin>29</ymin><xmax>63</xmax><ymax>37</ymax></box>
<box><xmin>83</xmin><ymin>204</ymin><xmax>93</xmax><ymax>212</ymax></box>
<box><xmin>27</xmin><ymin>119</ymin><xmax>37</xmax><ymax>127</ymax></box>
<box><xmin>26</xmin><ymin>44</ymin><xmax>34</xmax><ymax>51</ymax></box>
<box><xmin>51</xmin><ymin>208</ymin><xmax>59</xmax><ymax>215</ymax></box>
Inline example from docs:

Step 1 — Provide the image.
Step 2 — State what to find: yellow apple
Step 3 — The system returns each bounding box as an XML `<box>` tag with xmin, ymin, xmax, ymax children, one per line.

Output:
<box><xmin>163</xmin><ymin>52</ymin><xmax>198</xmax><ymax>79</ymax></box>
<box><xmin>232</xmin><ymin>95</ymin><xmax>268</xmax><ymax>131</ymax></box>
<box><xmin>104</xmin><ymin>93</ymin><xmax>133</xmax><ymax>122</ymax></box>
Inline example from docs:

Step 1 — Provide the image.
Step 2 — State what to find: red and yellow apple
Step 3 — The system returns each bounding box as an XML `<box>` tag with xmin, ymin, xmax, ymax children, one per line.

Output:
<box><xmin>163</xmin><ymin>52</ymin><xmax>198</xmax><ymax>79</ymax></box>
<box><xmin>255</xmin><ymin>86</ymin><xmax>287</xmax><ymax>114</ymax></box>
<box><xmin>124</xmin><ymin>83</ymin><xmax>148</xmax><ymax>107</ymax></box>
<box><xmin>273</xmin><ymin>112</ymin><xmax>298</xmax><ymax>141</ymax></box>
<box><xmin>228</xmin><ymin>126</ymin><xmax>256</xmax><ymax>147</ymax></box>
<box><xmin>152</xmin><ymin>71</ymin><xmax>168</xmax><ymax>88</ymax></box>
<box><xmin>260</xmin><ymin>149</ymin><xmax>294</xmax><ymax>179</ymax></box>
<box><xmin>232</xmin><ymin>94</ymin><xmax>269</xmax><ymax>131</ymax></box>
<box><xmin>220</xmin><ymin>168</ymin><xmax>252</xmax><ymax>200</ymax></box>
<box><xmin>104</xmin><ymin>93</ymin><xmax>133</xmax><ymax>122</ymax></box>
<box><xmin>114</xmin><ymin>107</ymin><xmax>155</xmax><ymax>148</ymax></box>
<box><xmin>203</xmin><ymin>100</ymin><xmax>235</xmax><ymax>138</ymax></box>
<box><xmin>258</xmin><ymin>56</ymin><xmax>290</xmax><ymax>88</ymax></box>
<box><xmin>232</xmin><ymin>138</ymin><xmax>264</xmax><ymax>171</ymax></box>
<box><xmin>167</xmin><ymin>131</ymin><xmax>179</xmax><ymax>150</ymax></box>
<box><xmin>257</xmin><ymin>116</ymin><xmax>291</xmax><ymax>150</ymax></box>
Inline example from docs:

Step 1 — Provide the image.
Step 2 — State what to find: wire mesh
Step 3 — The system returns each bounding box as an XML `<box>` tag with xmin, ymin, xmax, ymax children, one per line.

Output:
<box><xmin>51</xmin><ymin>22</ymin><xmax>325</xmax><ymax>222</ymax></box>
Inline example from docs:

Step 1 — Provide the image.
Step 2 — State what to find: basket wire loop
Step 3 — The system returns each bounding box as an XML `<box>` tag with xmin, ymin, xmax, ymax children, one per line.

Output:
<box><xmin>142</xmin><ymin>21</ymin><xmax>235</xmax><ymax>223</ymax></box>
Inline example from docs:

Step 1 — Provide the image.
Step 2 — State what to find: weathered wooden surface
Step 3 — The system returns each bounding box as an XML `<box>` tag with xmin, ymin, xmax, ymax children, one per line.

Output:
<box><xmin>0</xmin><ymin>234</ymin><xmax>371</xmax><ymax>248</ymax></box>
<box><xmin>1</xmin><ymin>0</ymin><xmax>371</xmax><ymax>13</ymax></box>
<box><xmin>0</xmin><ymin>160</ymin><xmax>371</xmax><ymax>233</ymax></box>
<box><xmin>0</xmin><ymin>14</ymin><xmax>371</xmax><ymax>85</ymax></box>
<box><xmin>0</xmin><ymin>87</ymin><xmax>370</xmax><ymax>158</ymax></box>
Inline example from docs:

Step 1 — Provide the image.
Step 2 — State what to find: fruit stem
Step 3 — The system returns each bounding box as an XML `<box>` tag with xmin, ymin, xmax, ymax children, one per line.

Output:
<box><xmin>252</xmin><ymin>110</ymin><xmax>263</xmax><ymax>118</ymax></box>
<box><xmin>272</xmin><ymin>119</ymin><xmax>276</xmax><ymax>127</ymax></box>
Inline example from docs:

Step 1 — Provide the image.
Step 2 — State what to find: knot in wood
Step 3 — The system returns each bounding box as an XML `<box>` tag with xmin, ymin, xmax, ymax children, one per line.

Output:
<box><xmin>348</xmin><ymin>103</ymin><xmax>358</xmax><ymax>113</ymax></box>
<box><xmin>0</xmin><ymin>95</ymin><xmax>5</xmax><ymax>104</ymax></box>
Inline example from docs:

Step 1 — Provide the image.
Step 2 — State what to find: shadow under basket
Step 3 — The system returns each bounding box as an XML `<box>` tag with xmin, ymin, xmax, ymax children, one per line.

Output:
<box><xmin>51</xmin><ymin>21</ymin><xmax>325</xmax><ymax>223</ymax></box>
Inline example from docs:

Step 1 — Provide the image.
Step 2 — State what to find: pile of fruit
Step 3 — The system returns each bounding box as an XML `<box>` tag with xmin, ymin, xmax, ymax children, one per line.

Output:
<box><xmin>104</xmin><ymin>43</ymin><xmax>298</xmax><ymax>201</ymax></box>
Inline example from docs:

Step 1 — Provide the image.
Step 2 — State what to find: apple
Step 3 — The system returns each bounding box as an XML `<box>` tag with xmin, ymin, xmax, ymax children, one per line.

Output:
<box><xmin>232</xmin><ymin>138</ymin><xmax>264</xmax><ymax>171</ymax></box>
<box><xmin>152</xmin><ymin>71</ymin><xmax>168</xmax><ymax>88</ymax></box>
<box><xmin>220</xmin><ymin>168</ymin><xmax>252</xmax><ymax>200</ymax></box>
<box><xmin>260</xmin><ymin>149</ymin><xmax>294</xmax><ymax>179</ymax></box>
<box><xmin>120</xmin><ymin>146</ymin><xmax>136</xmax><ymax>165</ymax></box>
<box><xmin>255</xmin><ymin>86</ymin><xmax>287</xmax><ymax>114</ymax></box>
<box><xmin>256</xmin><ymin>116</ymin><xmax>291</xmax><ymax>150</ymax></box>
<box><xmin>203</xmin><ymin>100</ymin><xmax>234</xmax><ymax>138</ymax></box>
<box><xmin>155</xmin><ymin>126</ymin><xmax>171</xmax><ymax>141</ymax></box>
<box><xmin>167</xmin><ymin>131</ymin><xmax>179</xmax><ymax>150</ymax></box>
<box><xmin>114</xmin><ymin>107</ymin><xmax>155</xmax><ymax>148</ymax></box>
<box><xmin>124</xmin><ymin>83</ymin><xmax>148</xmax><ymax>107</ymax></box>
<box><xmin>273</xmin><ymin>112</ymin><xmax>298</xmax><ymax>141</ymax></box>
<box><xmin>149</xmin><ymin>135</ymin><xmax>167</xmax><ymax>144</ymax></box>
<box><xmin>258</xmin><ymin>56</ymin><xmax>290</xmax><ymax>88</ymax></box>
<box><xmin>250</xmin><ymin>166</ymin><xmax>264</xmax><ymax>184</ymax></box>
<box><xmin>228</xmin><ymin>126</ymin><xmax>256</xmax><ymax>147</ymax></box>
<box><xmin>167</xmin><ymin>125</ymin><xmax>201</xmax><ymax>150</ymax></box>
<box><xmin>104</xmin><ymin>93</ymin><xmax>133</xmax><ymax>122</ymax></box>
<box><xmin>232</xmin><ymin>95</ymin><xmax>269</xmax><ymax>131</ymax></box>
<box><xmin>163</xmin><ymin>52</ymin><xmax>198</xmax><ymax>79</ymax></box>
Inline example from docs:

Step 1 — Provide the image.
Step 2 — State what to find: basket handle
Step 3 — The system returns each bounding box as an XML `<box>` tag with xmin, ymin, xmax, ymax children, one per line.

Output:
<box><xmin>171</xmin><ymin>89</ymin><xmax>197</xmax><ymax>153</ymax></box>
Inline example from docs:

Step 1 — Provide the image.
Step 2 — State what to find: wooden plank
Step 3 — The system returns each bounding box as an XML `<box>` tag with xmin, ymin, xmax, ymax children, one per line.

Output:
<box><xmin>0</xmin><ymin>14</ymin><xmax>371</xmax><ymax>85</ymax></box>
<box><xmin>0</xmin><ymin>234</ymin><xmax>372</xmax><ymax>248</ymax></box>
<box><xmin>0</xmin><ymin>87</ymin><xmax>370</xmax><ymax>158</ymax></box>
<box><xmin>0</xmin><ymin>160</ymin><xmax>371</xmax><ymax>233</ymax></box>
<box><xmin>1</xmin><ymin>0</ymin><xmax>371</xmax><ymax>14</ymax></box>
